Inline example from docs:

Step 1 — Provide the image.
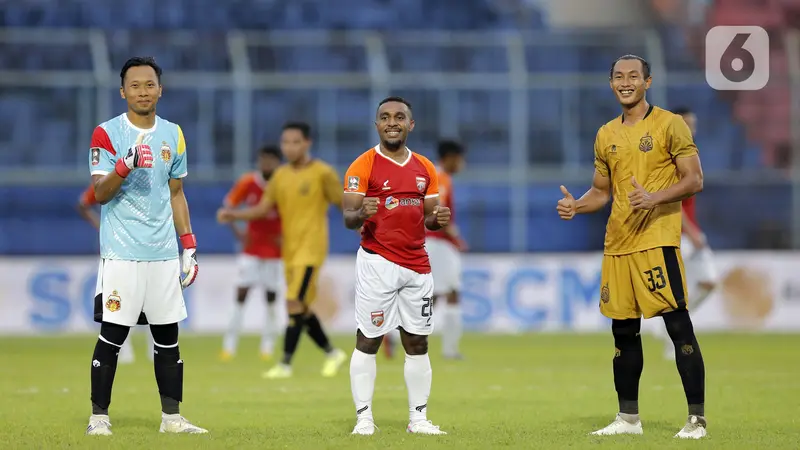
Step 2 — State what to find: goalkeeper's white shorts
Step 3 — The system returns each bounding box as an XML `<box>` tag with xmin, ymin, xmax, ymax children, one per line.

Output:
<box><xmin>94</xmin><ymin>258</ymin><xmax>187</xmax><ymax>326</ymax></box>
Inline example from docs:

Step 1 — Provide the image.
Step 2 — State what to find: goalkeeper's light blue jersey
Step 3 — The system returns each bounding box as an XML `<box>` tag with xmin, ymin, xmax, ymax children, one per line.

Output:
<box><xmin>88</xmin><ymin>113</ymin><xmax>188</xmax><ymax>261</ymax></box>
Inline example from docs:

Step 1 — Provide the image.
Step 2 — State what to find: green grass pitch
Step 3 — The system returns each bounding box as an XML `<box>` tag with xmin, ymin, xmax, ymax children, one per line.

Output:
<box><xmin>1</xmin><ymin>332</ymin><xmax>798</xmax><ymax>449</ymax></box>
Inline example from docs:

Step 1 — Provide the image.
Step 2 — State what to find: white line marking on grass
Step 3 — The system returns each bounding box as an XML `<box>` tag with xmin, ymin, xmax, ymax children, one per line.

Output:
<box><xmin>16</xmin><ymin>387</ymin><xmax>39</xmax><ymax>394</ymax></box>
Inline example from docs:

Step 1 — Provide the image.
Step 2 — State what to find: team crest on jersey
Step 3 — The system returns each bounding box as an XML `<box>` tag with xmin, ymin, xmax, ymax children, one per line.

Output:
<box><xmin>638</xmin><ymin>133</ymin><xmax>653</xmax><ymax>153</ymax></box>
<box><xmin>610</xmin><ymin>145</ymin><xmax>617</xmax><ymax>153</ymax></box>
<box><xmin>371</xmin><ymin>310</ymin><xmax>385</xmax><ymax>327</ymax></box>
<box><xmin>415</xmin><ymin>176</ymin><xmax>427</xmax><ymax>192</ymax></box>
<box><xmin>347</xmin><ymin>176</ymin><xmax>360</xmax><ymax>192</ymax></box>
<box><xmin>105</xmin><ymin>290</ymin><xmax>121</xmax><ymax>312</ymax></box>
<box><xmin>90</xmin><ymin>147</ymin><xmax>100</xmax><ymax>166</ymax></box>
<box><xmin>160</xmin><ymin>141</ymin><xmax>172</xmax><ymax>162</ymax></box>
<box><xmin>600</xmin><ymin>283</ymin><xmax>610</xmax><ymax>304</ymax></box>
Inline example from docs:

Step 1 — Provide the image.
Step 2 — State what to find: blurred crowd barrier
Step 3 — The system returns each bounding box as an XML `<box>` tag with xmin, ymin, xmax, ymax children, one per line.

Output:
<box><xmin>2</xmin><ymin>252</ymin><xmax>798</xmax><ymax>335</ymax></box>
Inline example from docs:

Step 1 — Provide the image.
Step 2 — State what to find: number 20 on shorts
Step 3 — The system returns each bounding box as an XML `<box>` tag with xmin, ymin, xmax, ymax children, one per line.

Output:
<box><xmin>705</xmin><ymin>26</ymin><xmax>769</xmax><ymax>91</ymax></box>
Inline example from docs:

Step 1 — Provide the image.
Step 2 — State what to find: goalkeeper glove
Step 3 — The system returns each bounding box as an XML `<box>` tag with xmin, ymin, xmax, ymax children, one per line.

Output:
<box><xmin>115</xmin><ymin>133</ymin><xmax>153</xmax><ymax>178</ymax></box>
<box><xmin>179</xmin><ymin>233</ymin><xmax>198</xmax><ymax>289</ymax></box>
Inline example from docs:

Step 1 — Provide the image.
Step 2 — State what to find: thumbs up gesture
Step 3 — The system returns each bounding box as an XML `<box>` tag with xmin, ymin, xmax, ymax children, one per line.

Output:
<box><xmin>556</xmin><ymin>185</ymin><xmax>577</xmax><ymax>220</ymax></box>
<box><xmin>628</xmin><ymin>176</ymin><xmax>655</xmax><ymax>210</ymax></box>
<box><xmin>433</xmin><ymin>205</ymin><xmax>451</xmax><ymax>227</ymax></box>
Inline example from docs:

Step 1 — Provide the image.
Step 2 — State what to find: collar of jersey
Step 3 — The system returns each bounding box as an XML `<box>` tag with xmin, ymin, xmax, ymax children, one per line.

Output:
<box><xmin>375</xmin><ymin>144</ymin><xmax>412</xmax><ymax>167</ymax></box>
<box><xmin>122</xmin><ymin>112</ymin><xmax>159</xmax><ymax>133</ymax></box>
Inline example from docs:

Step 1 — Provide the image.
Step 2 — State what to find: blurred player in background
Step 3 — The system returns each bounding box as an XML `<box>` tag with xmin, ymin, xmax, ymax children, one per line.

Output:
<box><xmin>220</xmin><ymin>145</ymin><xmax>283</xmax><ymax>362</ymax></box>
<box><xmin>427</xmin><ymin>139</ymin><xmax>468</xmax><ymax>359</ymax></box>
<box><xmin>344</xmin><ymin>97</ymin><xmax>449</xmax><ymax>436</ymax></box>
<box><xmin>217</xmin><ymin>122</ymin><xmax>347</xmax><ymax>379</ymax></box>
<box><xmin>85</xmin><ymin>57</ymin><xmax>206</xmax><ymax>435</ymax></box>
<box><xmin>78</xmin><ymin>182</ymin><xmax>155</xmax><ymax>364</ymax></box>
<box><xmin>652</xmin><ymin>106</ymin><xmax>718</xmax><ymax>359</ymax></box>
<box><xmin>557</xmin><ymin>55</ymin><xmax>707</xmax><ymax>439</ymax></box>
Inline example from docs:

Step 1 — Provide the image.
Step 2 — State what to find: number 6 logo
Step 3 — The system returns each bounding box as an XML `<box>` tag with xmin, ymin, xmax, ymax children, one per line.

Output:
<box><xmin>705</xmin><ymin>26</ymin><xmax>769</xmax><ymax>91</ymax></box>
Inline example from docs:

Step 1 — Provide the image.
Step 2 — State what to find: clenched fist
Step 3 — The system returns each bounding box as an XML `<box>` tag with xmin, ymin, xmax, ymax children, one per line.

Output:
<box><xmin>433</xmin><ymin>205</ymin><xmax>451</xmax><ymax>227</ymax></box>
<box><xmin>556</xmin><ymin>185</ymin><xmax>576</xmax><ymax>220</ymax></box>
<box><xmin>359</xmin><ymin>197</ymin><xmax>379</xmax><ymax>219</ymax></box>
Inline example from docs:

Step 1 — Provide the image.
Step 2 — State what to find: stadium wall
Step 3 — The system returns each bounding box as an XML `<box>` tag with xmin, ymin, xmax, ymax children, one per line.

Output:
<box><xmin>1</xmin><ymin>252</ymin><xmax>797</xmax><ymax>336</ymax></box>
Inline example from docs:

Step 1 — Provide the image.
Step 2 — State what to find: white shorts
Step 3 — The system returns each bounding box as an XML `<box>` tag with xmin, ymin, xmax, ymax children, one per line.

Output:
<box><xmin>681</xmin><ymin>235</ymin><xmax>718</xmax><ymax>285</ymax></box>
<box><xmin>355</xmin><ymin>247</ymin><xmax>435</xmax><ymax>339</ymax></box>
<box><xmin>426</xmin><ymin>238</ymin><xmax>462</xmax><ymax>295</ymax></box>
<box><xmin>94</xmin><ymin>258</ymin><xmax>187</xmax><ymax>326</ymax></box>
<box><xmin>236</xmin><ymin>254</ymin><xmax>282</xmax><ymax>291</ymax></box>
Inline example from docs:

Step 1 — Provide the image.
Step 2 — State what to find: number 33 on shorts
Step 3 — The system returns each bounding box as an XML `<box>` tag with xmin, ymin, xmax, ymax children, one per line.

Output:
<box><xmin>599</xmin><ymin>246</ymin><xmax>689</xmax><ymax>320</ymax></box>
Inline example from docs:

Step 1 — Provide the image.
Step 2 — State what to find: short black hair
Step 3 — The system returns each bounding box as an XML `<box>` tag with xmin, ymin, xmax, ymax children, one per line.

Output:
<box><xmin>378</xmin><ymin>96</ymin><xmax>412</xmax><ymax>111</ymax></box>
<box><xmin>120</xmin><ymin>56</ymin><xmax>162</xmax><ymax>86</ymax></box>
<box><xmin>282</xmin><ymin>122</ymin><xmax>311</xmax><ymax>140</ymax></box>
<box><xmin>672</xmin><ymin>106</ymin><xmax>693</xmax><ymax>116</ymax></box>
<box><xmin>437</xmin><ymin>139</ymin><xmax>465</xmax><ymax>160</ymax></box>
<box><xmin>609</xmin><ymin>54</ymin><xmax>651</xmax><ymax>79</ymax></box>
<box><xmin>259</xmin><ymin>145</ymin><xmax>281</xmax><ymax>159</ymax></box>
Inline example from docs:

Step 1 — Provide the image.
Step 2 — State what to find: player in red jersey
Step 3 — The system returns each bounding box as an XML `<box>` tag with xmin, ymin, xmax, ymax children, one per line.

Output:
<box><xmin>343</xmin><ymin>97</ymin><xmax>450</xmax><ymax>436</ymax></box>
<box><xmin>658</xmin><ymin>107</ymin><xmax>717</xmax><ymax>359</ymax></box>
<box><xmin>426</xmin><ymin>140</ymin><xmax>468</xmax><ymax>359</ymax></box>
<box><xmin>77</xmin><ymin>183</ymin><xmax>153</xmax><ymax>364</ymax></box>
<box><xmin>220</xmin><ymin>145</ymin><xmax>283</xmax><ymax>361</ymax></box>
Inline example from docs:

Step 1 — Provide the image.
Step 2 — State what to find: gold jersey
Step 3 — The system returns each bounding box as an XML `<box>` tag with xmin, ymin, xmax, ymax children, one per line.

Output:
<box><xmin>261</xmin><ymin>159</ymin><xmax>343</xmax><ymax>266</ymax></box>
<box><xmin>594</xmin><ymin>105</ymin><xmax>698</xmax><ymax>255</ymax></box>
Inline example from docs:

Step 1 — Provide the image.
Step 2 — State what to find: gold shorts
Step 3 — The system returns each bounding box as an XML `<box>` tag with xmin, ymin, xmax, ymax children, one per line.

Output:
<box><xmin>600</xmin><ymin>246</ymin><xmax>688</xmax><ymax>320</ymax></box>
<box><xmin>285</xmin><ymin>264</ymin><xmax>321</xmax><ymax>304</ymax></box>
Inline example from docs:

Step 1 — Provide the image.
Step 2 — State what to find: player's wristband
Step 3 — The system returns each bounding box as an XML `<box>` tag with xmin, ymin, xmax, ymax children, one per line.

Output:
<box><xmin>180</xmin><ymin>233</ymin><xmax>197</xmax><ymax>249</ymax></box>
<box><xmin>114</xmin><ymin>158</ymin><xmax>131</xmax><ymax>178</ymax></box>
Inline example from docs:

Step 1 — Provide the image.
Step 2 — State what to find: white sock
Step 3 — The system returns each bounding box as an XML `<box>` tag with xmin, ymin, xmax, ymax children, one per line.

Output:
<box><xmin>260</xmin><ymin>302</ymin><xmax>277</xmax><ymax>354</ymax></box>
<box><xmin>350</xmin><ymin>349</ymin><xmax>377</xmax><ymax>422</ymax></box>
<box><xmin>441</xmin><ymin>304</ymin><xmax>463</xmax><ymax>356</ymax></box>
<box><xmin>404</xmin><ymin>353</ymin><xmax>432</xmax><ymax>423</ymax></box>
<box><xmin>223</xmin><ymin>303</ymin><xmax>245</xmax><ymax>354</ymax></box>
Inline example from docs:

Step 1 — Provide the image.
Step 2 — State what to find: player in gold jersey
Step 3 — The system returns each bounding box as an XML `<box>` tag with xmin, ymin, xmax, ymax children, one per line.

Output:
<box><xmin>557</xmin><ymin>55</ymin><xmax>707</xmax><ymax>440</ymax></box>
<box><xmin>218</xmin><ymin>122</ymin><xmax>347</xmax><ymax>379</ymax></box>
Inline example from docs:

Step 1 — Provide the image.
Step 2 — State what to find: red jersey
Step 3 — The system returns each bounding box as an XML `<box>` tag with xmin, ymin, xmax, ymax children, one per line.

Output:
<box><xmin>681</xmin><ymin>196</ymin><xmax>699</xmax><ymax>231</ymax></box>
<box><xmin>80</xmin><ymin>183</ymin><xmax>98</xmax><ymax>206</ymax></box>
<box><xmin>345</xmin><ymin>146</ymin><xmax>439</xmax><ymax>274</ymax></box>
<box><xmin>425</xmin><ymin>167</ymin><xmax>459</xmax><ymax>246</ymax></box>
<box><xmin>225</xmin><ymin>172</ymin><xmax>282</xmax><ymax>259</ymax></box>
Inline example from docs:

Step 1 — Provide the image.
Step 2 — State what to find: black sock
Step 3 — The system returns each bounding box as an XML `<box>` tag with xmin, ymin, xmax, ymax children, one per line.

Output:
<box><xmin>90</xmin><ymin>339</ymin><xmax>121</xmax><ymax>415</ymax></box>
<box><xmin>611</xmin><ymin>319</ymin><xmax>644</xmax><ymax>415</ymax></box>
<box><xmin>153</xmin><ymin>345</ymin><xmax>183</xmax><ymax>415</ymax></box>
<box><xmin>282</xmin><ymin>313</ymin><xmax>306</xmax><ymax>365</ymax></box>
<box><xmin>305</xmin><ymin>313</ymin><xmax>333</xmax><ymax>353</ymax></box>
<box><xmin>664</xmin><ymin>310</ymin><xmax>705</xmax><ymax>417</ymax></box>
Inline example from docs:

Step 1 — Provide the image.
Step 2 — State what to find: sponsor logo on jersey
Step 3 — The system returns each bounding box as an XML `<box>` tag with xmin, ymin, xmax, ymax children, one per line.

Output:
<box><xmin>90</xmin><ymin>147</ymin><xmax>101</xmax><ymax>166</ymax></box>
<box><xmin>385</xmin><ymin>196</ymin><xmax>399</xmax><ymax>210</ymax></box>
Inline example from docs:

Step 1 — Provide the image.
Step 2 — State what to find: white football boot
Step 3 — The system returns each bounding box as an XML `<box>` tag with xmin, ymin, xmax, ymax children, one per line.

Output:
<box><xmin>351</xmin><ymin>420</ymin><xmax>378</xmax><ymax>435</ymax></box>
<box><xmin>590</xmin><ymin>414</ymin><xmax>644</xmax><ymax>436</ymax></box>
<box><xmin>407</xmin><ymin>420</ymin><xmax>447</xmax><ymax>435</ymax></box>
<box><xmin>86</xmin><ymin>414</ymin><xmax>113</xmax><ymax>436</ymax></box>
<box><xmin>159</xmin><ymin>414</ymin><xmax>208</xmax><ymax>434</ymax></box>
<box><xmin>675</xmin><ymin>415</ymin><xmax>707</xmax><ymax>439</ymax></box>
